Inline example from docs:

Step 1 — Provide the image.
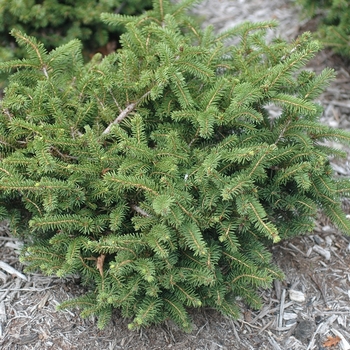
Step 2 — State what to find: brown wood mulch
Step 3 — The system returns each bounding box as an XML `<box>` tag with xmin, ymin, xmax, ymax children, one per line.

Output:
<box><xmin>1</xmin><ymin>0</ymin><xmax>350</xmax><ymax>349</ymax></box>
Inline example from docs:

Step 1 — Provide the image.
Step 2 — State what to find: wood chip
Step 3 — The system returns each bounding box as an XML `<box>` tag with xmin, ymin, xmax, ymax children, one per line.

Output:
<box><xmin>0</xmin><ymin>301</ymin><xmax>6</xmax><ymax>338</ymax></box>
<box><xmin>37</xmin><ymin>291</ymin><xmax>51</xmax><ymax>310</ymax></box>
<box><xmin>312</xmin><ymin>245</ymin><xmax>331</xmax><ymax>260</ymax></box>
<box><xmin>278</xmin><ymin>289</ymin><xmax>286</xmax><ymax>329</ymax></box>
<box><xmin>283</xmin><ymin>312</ymin><xmax>298</xmax><ymax>320</ymax></box>
<box><xmin>0</xmin><ymin>271</ymin><xmax>7</xmax><ymax>284</ymax></box>
<box><xmin>0</xmin><ymin>261</ymin><xmax>27</xmax><ymax>281</ymax></box>
<box><xmin>4</xmin><ymin>241</ymin><xmax>23</xmax><ymax>252</ymax></box>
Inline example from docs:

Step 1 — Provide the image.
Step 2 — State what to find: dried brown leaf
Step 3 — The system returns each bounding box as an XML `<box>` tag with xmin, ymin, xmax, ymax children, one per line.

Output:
<box><xmin>323</xmin><ymin>335</ymin><xmax>341</xmax><ymax>348</ymax></box>
<box><xmin>96</xmin><ymin>254</ymin><xmax>106</xmax><ymax>277</ymax></box>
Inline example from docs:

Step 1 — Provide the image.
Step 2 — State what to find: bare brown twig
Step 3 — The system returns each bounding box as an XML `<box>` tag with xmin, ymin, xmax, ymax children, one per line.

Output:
<box><xmin>102</xmin><ymin>91</ymin><xmax>151</xmax><ymax>135</ymax></box>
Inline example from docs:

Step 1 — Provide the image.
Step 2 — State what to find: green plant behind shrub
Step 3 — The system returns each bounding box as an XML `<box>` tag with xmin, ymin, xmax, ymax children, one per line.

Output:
<box><xmin>0</xmin><ymin>0</ymin><xmax>152</xmax><ymax>62</ymax></box>
<box><xmin>0</xmin><ymin>0</ymin><xmax>152</xmax><ymax>90</ymax></box>
<box><xmin>297</xmin><ymin>0</ymin><xmax>350</xmax><ymax>57</ymax></box>
<box><xmin>1</xmin><ymin>0</ymin><xmax>350</xmax><ymax>332</ymax></box>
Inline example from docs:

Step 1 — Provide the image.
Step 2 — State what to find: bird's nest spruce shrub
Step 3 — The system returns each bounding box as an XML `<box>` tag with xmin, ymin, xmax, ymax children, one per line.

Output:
<box><xmin>1</xmin><ymin>0</ymin><xmax>350</xmax><ymax>332</ymax></box>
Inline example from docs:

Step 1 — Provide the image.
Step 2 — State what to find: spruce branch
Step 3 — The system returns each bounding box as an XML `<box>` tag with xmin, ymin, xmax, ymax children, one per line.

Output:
<box><xmin>0</xmin><ymin>167</ymin><xmax>11</xmax><ymax>177</ymax></box>
<box><xmin>42</xmin><ymin>66</ymin><xmax>49</xmax><ymax>79</ymax></box>
<box><xmin>274</xmin><ymin>117</ymin><xmax>293</xmax><ymax>145</ymax></box>
<box><xmin>1</xmin><ymin>107</ymin><xmax>13</xmax><ymax>120</ymax></box>
<box><xmin>109</xmin><ymin>89</ymin><xmax>123</xmax><ymax>113</ymax></box>
<box><xmin>102</xmin><ymin>91</ymin><xmax>151</xmax><ymax>135</ymax></box>
<box><xmin>50</xmin><ymin>146</ymin><xmax>79</xmax><ymax>161</ymax></box>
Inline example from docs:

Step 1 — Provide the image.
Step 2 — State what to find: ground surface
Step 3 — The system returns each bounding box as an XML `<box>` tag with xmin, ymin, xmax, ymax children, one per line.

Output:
<box><xmin>1</xmin><ymin>0</ymin><xmax>350</xmax><ymax>349</ymax></box>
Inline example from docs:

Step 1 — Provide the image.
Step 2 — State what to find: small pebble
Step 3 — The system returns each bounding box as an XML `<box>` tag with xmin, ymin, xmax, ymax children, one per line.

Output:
<box><xmin>322</xmin><ymin>225</ymin><xmax>333</xmax><ymax>232</ymax></box>
<box><xmin>289</xmin><ymin>290</ymin><xmax>305</xmax><ymax>303</ymax></box>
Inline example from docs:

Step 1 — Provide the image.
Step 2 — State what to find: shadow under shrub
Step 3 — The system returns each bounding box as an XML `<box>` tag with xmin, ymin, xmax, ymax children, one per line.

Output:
<box><xmin>1</xmin><ymin>0</ymin><xmax>350</xmax><ymax>332</ymax></box>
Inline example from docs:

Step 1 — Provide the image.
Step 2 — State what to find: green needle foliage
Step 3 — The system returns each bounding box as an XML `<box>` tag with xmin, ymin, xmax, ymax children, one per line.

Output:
<box><xmin>1</xmin><ymin>0</ymin><xmax>350</xmax><ymax>331</ymax></box>
<box><xmin>297</xmin><ymin>0</ymin><xmax>350</xmax><ymax>58</ymax></box>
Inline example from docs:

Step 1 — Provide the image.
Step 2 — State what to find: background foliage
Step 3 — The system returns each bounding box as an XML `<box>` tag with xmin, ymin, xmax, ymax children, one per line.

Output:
<box><xmin>1</xmin><ymin>0</ymin><xmax>350</xmax><ymax>331</ymax></box>
<box><xmin>297</xmin><ymin>0</ymin><xmax>350</xmax><ymax>58</ymax></box>
<box><xmin>0</xmin><ymin>0</ymin><xmax>152</xmax><ymax>87</ymax></box>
